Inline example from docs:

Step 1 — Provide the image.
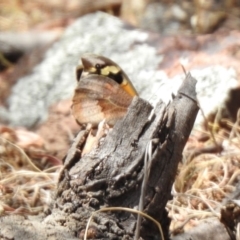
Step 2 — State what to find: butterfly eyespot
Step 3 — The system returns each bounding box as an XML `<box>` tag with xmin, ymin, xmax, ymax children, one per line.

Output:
<box><xmin>95</xmin><ymin>64</ymin><xmax>101</xmax><ymax>69</ymax></box>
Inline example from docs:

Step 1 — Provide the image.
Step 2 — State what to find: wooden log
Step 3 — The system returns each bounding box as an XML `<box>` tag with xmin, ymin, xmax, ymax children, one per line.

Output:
<box><xmin>53</xmin><ymin>73</ymin><xmax>199</xmax><ymax>239</ymax></box>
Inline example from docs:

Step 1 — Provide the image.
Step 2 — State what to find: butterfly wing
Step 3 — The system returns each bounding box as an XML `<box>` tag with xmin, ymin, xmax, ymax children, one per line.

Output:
<box><xmin>72</xmin><ymin>74</ymin><xmax>133</xmax><ymax>126</ymax></box>
<box><xmin>81</xmin><ymin>53</ymin><xmax>138</xmax><ymax>97</ymax></box>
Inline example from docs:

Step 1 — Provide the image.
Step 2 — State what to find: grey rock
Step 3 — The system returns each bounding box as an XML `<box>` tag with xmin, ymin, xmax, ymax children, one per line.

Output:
<box><xmin>0</xmin><ymin>12</ymin><xmax>162</xmax><ymax>127</ymax></box>
<box><xmin>0</xmin><ymin>12</ymin><xmax>238</xmax><ymax>128</ymax></box>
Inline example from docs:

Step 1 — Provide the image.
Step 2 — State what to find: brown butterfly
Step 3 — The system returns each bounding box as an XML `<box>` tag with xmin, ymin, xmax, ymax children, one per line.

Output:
<box><xmin>72</xmin><ymin>54</ymin><xmax>138</xmax><ymax>127</ymax></box>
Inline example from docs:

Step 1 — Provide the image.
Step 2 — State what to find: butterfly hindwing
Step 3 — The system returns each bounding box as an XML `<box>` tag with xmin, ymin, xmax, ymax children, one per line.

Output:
<box><xmin>72</xmin><ymin>75</ymin><xmax>133</xmax><ymax>126</ymax></box>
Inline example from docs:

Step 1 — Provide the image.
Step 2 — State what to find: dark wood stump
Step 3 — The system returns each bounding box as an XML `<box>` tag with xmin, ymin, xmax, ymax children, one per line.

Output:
<box><xmin>52</xmin><ymin>73</ymin><xmax>199</xmax><ymax>239</ymax></box>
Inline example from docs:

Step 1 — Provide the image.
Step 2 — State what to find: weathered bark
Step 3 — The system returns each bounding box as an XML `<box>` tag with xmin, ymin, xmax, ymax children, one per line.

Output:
<box><xmin>52</xmin><ymin>73</ymin><xmax>199</xmax><ymax>239</ymax></box>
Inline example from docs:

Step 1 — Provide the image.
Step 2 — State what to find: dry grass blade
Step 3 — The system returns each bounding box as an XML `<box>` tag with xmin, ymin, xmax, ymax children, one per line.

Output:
<box><xmin>0</xmin><ymin>135</ymin><xmax>60</xmax><ymax>215</ymax></box>
<box><xmin>135</xmin><ymin>139</ymin><xmax>155</xmax><ymax>240</ymax></box>
<box><xmin>168</xmin><ymin>114</ymin><xmax>240</xmax><ymax>233</ymax></box>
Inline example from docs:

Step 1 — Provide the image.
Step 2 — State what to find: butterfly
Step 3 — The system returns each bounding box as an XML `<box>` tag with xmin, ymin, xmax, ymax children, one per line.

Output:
<box><xmin>72</xmin><ymin>53</ymin><xmax>138</xmax><ymax>127</ymax></box>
